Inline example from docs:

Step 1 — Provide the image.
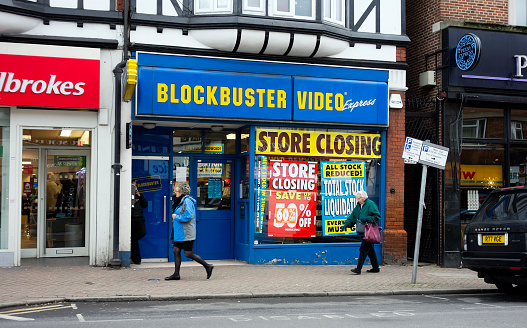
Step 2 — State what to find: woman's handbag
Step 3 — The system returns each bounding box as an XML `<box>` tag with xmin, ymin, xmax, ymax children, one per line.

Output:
<box><xmin>363</xmin><ymin>222</ymin><xmax>382</xmax><ymax>243</ymax></box>
<box><xmin>355</xmin><ymin>220</ymin><xmax>365</xmax><ymax>234</ymax></box>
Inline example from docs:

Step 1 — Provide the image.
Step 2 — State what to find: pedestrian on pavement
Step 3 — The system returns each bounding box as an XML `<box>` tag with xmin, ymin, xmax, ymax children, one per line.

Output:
<box><xmin>131</xmin><ymin>180</ymin><xmax>148</xmax><ymax>264</ymax></box>
<box><xmin>341</xmin><ymin>190</ymin><xmax>381</xmax><ymax>275</ymax></box>
<box><xmin>165</xmin><ymin>182</ymin><xmax>214</xmax><ymax>281</ymax></box>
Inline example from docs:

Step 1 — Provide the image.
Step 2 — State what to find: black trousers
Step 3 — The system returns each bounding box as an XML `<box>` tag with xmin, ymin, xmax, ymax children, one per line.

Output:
<box><xmin>356</xmin><ymin>238</ymin><xmax>379</xmax><ymax>272</ymax></box>
<box><xmin>131</xmin><ymin>220</ymin><xmax>146</xmax><ymax>264</ymax></box>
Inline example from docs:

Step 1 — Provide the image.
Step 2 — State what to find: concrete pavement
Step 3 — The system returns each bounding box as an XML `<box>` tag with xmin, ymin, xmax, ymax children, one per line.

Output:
<box><xmin>0</xmin><ymin>260</ymin><xmax>497</xmax><ymax>309</ymax></box>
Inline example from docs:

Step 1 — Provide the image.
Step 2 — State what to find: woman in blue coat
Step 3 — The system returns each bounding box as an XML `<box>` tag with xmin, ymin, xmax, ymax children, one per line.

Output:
<box><xmin>165</xmin><ymin>182</ymin><xmax>214</xmax><ymax>280</ymax></box>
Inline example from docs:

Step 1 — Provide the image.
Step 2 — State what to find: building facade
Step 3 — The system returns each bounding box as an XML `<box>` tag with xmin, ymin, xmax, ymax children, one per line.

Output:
<box><xmin>406</xmin><ymin>0</ymin><xmax>527</xmax><ymax>267</ymax></box>
<box><xmin>0</xmin><ymin>0</ymin><xmax>408</xmax><ymax>266</ymax></box>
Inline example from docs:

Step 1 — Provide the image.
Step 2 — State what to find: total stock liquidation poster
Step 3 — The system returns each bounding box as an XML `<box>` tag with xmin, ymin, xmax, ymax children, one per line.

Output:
<box><xmin>321</xmin><ymin>161</ymin><xmax>366</xmax><ymax>236</ymax></box>
<box><xmin>267</xmin><ymin>159</ymin><xmax>318</xmax><ymax>237</ymax></box>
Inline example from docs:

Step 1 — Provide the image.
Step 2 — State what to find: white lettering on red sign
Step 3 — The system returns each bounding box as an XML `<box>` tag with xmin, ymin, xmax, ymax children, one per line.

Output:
<box><xmin>0</xmin><ymin>72</ymin><xmax>85</xmax><ymax>96</ymax></box>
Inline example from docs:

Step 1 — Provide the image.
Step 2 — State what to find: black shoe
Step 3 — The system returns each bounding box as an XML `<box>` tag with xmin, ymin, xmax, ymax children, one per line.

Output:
<box><xmin>205</xmin><ymin>264</ymin><xmax>214</xmax><ymax>279</ymax></box>
<box><xmin>367</xmin><ymin>268</ymin><xmax>380</xmax><ymax>273</ymax></box>
<box><xmin>164</xmin><ymin>274</ymin><xmax>180</xmax><ymax>281</ymax></box>
<box><xmin>350</xmin><ymin>268</ymin><xmax>361</xmax><ymax>275</ymax></box>
<box><xmin>132</xmin><ymin>261</ymin><xmax>141</xmax><ymax>265</ymax></box>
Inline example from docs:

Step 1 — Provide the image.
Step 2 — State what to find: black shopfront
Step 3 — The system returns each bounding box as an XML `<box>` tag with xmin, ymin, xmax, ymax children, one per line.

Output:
<box><xmin>441</xmin><ymin>27</ymin><xmax>527</xmax><ymax>267</ymax></box>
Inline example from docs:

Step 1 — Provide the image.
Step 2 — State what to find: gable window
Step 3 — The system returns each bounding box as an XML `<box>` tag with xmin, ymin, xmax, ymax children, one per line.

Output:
<box><xmin>244</xmin><ymin>0</ymin><xmax>265</xmax><ymax>13</ymax></box>
<box><xmin>270</xmin><ymin>0</ymin><xmax>315</xmax><ymax>19</ymax></box>
<box><xmin>323</xmin><ymin>0</ymin><xmax>345</xmax><ymax>25</ymax></box>
<box><xmin>510</xmin><ymin>0</ymin><xmax>527</xmax><ymax>26</ymax></box>
<box><xmin>195</xmin><ymin>0</ymin><xmax>232</xmax><ymax>14</ymax></box>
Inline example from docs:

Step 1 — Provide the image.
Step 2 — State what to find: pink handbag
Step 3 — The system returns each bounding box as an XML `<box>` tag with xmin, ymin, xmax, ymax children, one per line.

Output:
<box><xmin>363</xmin><ymin>222</ymin><xmax>382</xmax><ymax>243</ymax></box>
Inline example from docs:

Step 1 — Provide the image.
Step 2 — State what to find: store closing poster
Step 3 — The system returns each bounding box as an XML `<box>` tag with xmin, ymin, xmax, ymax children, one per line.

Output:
<box><xmin>268</xmin><ymin>160</ymin><xmax>318</xmax><ymax>237</ymax></box>
<box><xmin>321</xmin><ymin>161</ymin><xmax>366</xmax><ymax>236</ymax></box>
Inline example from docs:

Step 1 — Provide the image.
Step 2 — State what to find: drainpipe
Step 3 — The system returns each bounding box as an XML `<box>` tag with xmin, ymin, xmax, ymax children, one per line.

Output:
<box><xmin>110</xmin><ymin>0</ymin><xmax>129</xmax><ymax>267</ymax></box>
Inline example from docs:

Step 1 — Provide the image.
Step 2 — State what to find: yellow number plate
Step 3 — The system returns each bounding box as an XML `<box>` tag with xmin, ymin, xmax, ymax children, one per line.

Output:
<box><xmin>482</xmin><ymin>234</ymin><xmax>504</xmax><ymax>244</ymax></box>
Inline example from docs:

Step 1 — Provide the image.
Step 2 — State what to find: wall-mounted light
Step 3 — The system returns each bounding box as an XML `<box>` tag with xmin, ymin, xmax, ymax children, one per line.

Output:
<box><xmin>60</xmin><ymin>129</ymin><xmax>72</xmax><ymax>137</ymax></box>
<box><xmin>211</xmin><ymin>125</ymin><xmax>224</xmax><ymax>132</ymax></box>
<box><xmin>143</xmin><ymin>123</ymin><xmax>156</xmax><ymax>129</ymax></box>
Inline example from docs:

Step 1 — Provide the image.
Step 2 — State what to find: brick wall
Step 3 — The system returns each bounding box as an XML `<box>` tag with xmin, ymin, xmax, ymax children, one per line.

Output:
<box><xmin>383</xmin><ymin>90</ymin><xmax>407</xmax><ymax>265</ymax></box>
<box><xmin>441</xmin><ymin>0</ymin><xmax>508</xmax><ymax>24</ymax></box>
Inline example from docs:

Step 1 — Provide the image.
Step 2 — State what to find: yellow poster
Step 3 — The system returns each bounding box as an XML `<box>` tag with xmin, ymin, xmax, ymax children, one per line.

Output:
<box><xmin>460</xmin><ymin>164</ymin><xmax>503</xmax><ymax>187</ymax></box>
<box><xmin>256</xmin><ymin>128</ymin><xmax>381</xmax><ymax>158</ymax></box>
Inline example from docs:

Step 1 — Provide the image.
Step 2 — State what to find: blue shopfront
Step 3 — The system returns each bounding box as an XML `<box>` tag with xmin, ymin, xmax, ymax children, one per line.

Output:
<box><xmin>131</xmin><ymin>53</ymin><xmax>389</xmax><ymax>264</ymax></box>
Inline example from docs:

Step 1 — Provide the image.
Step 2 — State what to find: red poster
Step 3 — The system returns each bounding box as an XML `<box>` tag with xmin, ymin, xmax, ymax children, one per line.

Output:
<box><xmin>268</xmin><ymin>160</ymin><xmax>318</xmax><ymax>237</ymax></box>
<box><xmin>22</xmin><ymin>164</ymin><xmax>33</xmax><ymax>175</ymax></box>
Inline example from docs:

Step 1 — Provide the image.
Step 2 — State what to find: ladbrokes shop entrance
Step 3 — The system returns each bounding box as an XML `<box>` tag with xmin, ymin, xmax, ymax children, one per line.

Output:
<box><xmin>131</xmin><ymin>53</ymin><xmax>389</xmax><ymax>265</ymax></box>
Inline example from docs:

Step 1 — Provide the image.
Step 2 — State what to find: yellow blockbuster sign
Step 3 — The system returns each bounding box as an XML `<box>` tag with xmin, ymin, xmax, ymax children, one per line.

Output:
<box><xmin>256</xmin><ymin>128</ymin><xmax>381</xmax><ymax>158</ymax></box>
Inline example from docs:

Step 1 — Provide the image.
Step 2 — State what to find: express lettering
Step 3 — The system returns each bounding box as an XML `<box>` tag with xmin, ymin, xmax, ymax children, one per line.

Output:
<box><xmin>0</xmin><ymin>72</ymin><xmax>85</xmax><ymax>95</ymax></box>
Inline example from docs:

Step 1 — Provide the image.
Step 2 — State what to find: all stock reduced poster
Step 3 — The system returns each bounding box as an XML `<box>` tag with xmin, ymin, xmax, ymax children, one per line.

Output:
<box><xmin>268</xmin><ymin>160</ymin><xmax>318</xmax><ymax>237</ymax></box>
<box><xmin>321</xmin><ymin>161</ymin><xmax>366</xmax><ymax>236</ymax></box>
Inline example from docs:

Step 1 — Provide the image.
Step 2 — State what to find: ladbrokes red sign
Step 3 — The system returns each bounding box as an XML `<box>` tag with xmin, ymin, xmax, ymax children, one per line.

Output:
<box><xmin>0</xmin><ymin>54</ymin><xmax>99</xmax><ymax>109</ymax></box>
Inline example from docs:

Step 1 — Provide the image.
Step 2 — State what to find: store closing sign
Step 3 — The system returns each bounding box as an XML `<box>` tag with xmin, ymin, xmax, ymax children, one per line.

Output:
<box><xmin>268</xmin><ymin>160</ymin><xmax>318</xmax><ymax>237</ymax></box>
<box><xmin>256</xmin><ymin>128</ymin><xmax>381</xmax><ymax>158</ymax></box>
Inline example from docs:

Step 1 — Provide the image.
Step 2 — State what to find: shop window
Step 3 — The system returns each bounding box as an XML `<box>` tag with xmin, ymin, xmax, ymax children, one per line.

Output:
<box><xmin>511</xmin><ymin>110</ymin><xmax>527</xmax><ymax>140</ymax></box>
<box><xmin>323</xmin><ymin>0</ymin><xmax>345</xmax><ymax>25</ymax></box>
<box><xmin>253</xmin><ymin>127</ymin><xmax>382</xmax><ymax>245</ymax></box>
<box><xmin>172</xmin><ymin>156</ymin><xmax>190</xmax><ymax>197</ymax></box>
<box><xmin>133</xmin><ymin>128</ymin><xmax>170</xmax><ymax>154</ymax></box>
<box><xmin>270</xmin><ymin>0</ymin><xmax>315</xmax><ymax>19</ymax></box>
<box><xmin>204</xmin><ymin>131</ymin><xmax>236</xmax><ymax>154</ymax></box>
<box><xmin>23</xmin><ymin>130</ymin><xmax>90</xmax><ymax>147</ymax></box>
<box><xmin>240</xmin><ymin>127</ymin><xmax>250</xmax><ymax>154</ymax></box>
<box><xmin>173</xmin><ymin>130</ymin><xmax>202</xmax><ymax>154</ymax></box>
<box><xmin>0</xmin><ymin>108</ymin><xmax>9</xmax><ymax>249</ymax></box>
<box><xmin>510</xmin><ymin>146</ymin><xmax>527</xmax><ymax>187</ymax></box>
<box><xmin>462</xmin><ymin>107</ymin><xmax>504</xmax><ymax>140</ymax></box>
<box><xmin>511</xmin><ymin>121</ymin><xmax>524</xmax><ymax>140</ymax></box>
<box><xmin>195</xmin><ymin>0</ymin><xmax>232</xmax><ymax>14</ymax></box>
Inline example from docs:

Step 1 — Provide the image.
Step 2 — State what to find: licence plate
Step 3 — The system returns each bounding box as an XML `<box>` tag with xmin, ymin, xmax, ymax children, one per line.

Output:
<box><xmin>482</xmin><ymin>234</ymin><xmax>504</xmax><ymax>244</ymax></box>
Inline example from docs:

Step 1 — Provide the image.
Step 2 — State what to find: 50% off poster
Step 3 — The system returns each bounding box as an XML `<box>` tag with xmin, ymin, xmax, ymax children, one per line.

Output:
<box><xmin>268</xmin><ymin>160</ymin><xmax>318</xmax><ymax>237</ymax></box>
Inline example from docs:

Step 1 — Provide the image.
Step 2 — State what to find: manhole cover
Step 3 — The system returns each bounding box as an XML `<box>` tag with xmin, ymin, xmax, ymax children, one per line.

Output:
<box><xmin>148</xmin><ymin>278</ymin><xmax>161</xmax><ymax>282</ymax></box>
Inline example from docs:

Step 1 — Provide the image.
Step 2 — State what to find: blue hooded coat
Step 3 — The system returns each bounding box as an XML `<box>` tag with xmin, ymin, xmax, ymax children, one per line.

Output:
<box><xmin>172</xmin><ymin>195</ymin><xmax>197</xmax><ymax>242</ymax></box>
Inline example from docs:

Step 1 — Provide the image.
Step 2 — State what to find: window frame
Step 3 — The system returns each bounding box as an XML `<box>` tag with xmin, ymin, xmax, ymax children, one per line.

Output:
<box><xmin>323</xmin><ymin>0</ymin><xmax>345</xmax><ymax>26</ymax></box>
<box><xmin>269</xmin><ymin>0</ymin><xmax>316</xmax><ymax>20</ymax></box>
<box><xmin>194</xmin><ymin>0</ymin><xmax>233</xmax><ymax>14</ymax></box>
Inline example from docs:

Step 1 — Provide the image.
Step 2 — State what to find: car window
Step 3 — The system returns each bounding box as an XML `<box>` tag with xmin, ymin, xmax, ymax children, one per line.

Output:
<box><xmin>471</xmin><ymin>191</ymin><xmax>527</xmax><ymax>223</ymax></box>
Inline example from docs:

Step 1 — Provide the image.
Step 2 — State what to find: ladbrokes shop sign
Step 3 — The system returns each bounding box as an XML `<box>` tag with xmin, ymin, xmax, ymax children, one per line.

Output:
<box><xmin>135</xmin><ymin>53</ymin><xmax>388</xmax><ymax>126</ymax></box>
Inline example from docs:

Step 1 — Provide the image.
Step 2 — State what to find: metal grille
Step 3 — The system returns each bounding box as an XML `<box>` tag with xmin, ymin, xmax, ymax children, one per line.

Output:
<box><xmin>404</xmin><ymin>96</ymin><xmax>440</xmax><ymax>264</ymax></box>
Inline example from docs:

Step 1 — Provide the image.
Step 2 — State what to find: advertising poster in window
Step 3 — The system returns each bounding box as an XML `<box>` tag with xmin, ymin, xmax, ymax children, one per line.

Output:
<box><xmin>268</xmin><ymin>160</ymin><xmax>317</xmax><ymax>237</ymax></box>
<box><xmin>321</xmin><ymin>161</ymin><xmax>366</xmax><ymax>236</ymax></box>
<box><xmin>255</xmin><ymin>156</ymin><xmax>268</xmax><ymax>233</ymax></box>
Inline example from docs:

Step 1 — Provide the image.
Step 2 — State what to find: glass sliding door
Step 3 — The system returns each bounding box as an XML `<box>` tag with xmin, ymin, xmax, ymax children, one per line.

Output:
<box><xmin>43</xmin><ymin>150</ymin><xmax>89</xmax><ymax>256</ymax></box>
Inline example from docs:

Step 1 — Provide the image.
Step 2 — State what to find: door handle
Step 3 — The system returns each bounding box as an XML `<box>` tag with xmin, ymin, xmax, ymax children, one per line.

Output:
<box><xmin>163</xmin><ymin>195</ymin><xmax>167</xmax><ymax>223</ymax></box>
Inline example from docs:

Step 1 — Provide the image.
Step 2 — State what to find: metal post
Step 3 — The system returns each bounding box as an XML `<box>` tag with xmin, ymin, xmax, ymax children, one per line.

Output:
<box><xmin>412</xmin><ymin>164</ymin><xmax>428</xmax><ymax>284</ymax></box>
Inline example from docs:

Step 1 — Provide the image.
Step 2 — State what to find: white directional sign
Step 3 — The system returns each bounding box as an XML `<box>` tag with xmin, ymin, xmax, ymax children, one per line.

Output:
<box><xmin>418</xmin><ymin>141</ymin><xmax>449</xmax><ymax>170</ymax></box>
<box><xmin>402</xmin><ymin>137</ymin><xmax>423</xmax><ymax>163</ymax></box>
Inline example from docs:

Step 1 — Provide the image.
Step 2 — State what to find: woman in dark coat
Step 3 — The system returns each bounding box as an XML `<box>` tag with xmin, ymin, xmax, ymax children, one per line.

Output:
<box><xmin>341</xmin><ymin>190</ymin><xmax>381</xmax><ymax>274</ymax></box>
<box><xmin>131</xmin><ymin>181</ymin><xmax>147</xmax><ymax>264</ymax></box>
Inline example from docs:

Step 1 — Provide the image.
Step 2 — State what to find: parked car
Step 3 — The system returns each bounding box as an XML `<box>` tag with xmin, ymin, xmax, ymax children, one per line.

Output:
<box><xmin>462</xmin><ymin>186</ymin><xmax>527</xmax><ymax>293</ymax></box>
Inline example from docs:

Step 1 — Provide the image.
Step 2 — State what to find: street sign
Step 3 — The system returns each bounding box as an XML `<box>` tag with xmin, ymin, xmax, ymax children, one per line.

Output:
<box><xmin>402</xmin><ymin>137</ymin><xmax>423</xmax><ymax>162</ymax></box>
<box><xmin>418</xmin><ymin>141</ymin><xmax>449</xmax><ymax>170</ymax></box>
